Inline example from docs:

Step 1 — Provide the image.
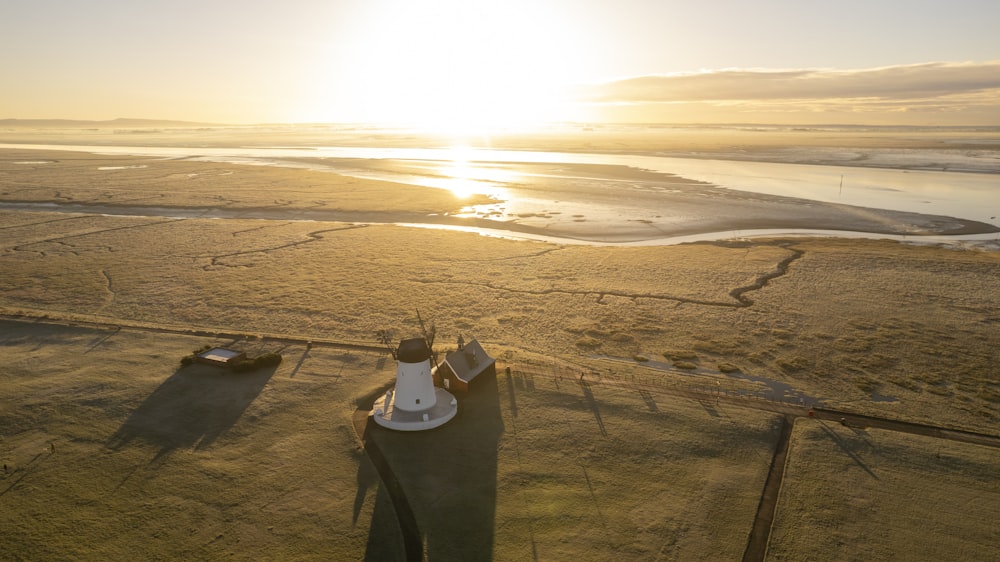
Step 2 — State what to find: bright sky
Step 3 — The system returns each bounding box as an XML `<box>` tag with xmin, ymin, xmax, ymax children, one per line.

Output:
<box><xmin>3</xmin><ymin>0</ymin><xmax>999</xmax><ymax>128</ymax></box>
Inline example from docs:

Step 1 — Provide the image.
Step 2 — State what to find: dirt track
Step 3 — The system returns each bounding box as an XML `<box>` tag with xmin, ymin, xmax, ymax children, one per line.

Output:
<box><xmin>0</xmin><ymin>312</ymin><xmax>388</xmax><ymax>355</ymax></box>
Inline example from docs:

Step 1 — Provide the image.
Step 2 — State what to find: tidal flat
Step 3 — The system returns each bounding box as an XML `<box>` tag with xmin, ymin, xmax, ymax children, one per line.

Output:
<box><xmin>2</xmin><ymin>124</ymin><xmax>1000</xmax><ymax>243</ymax></box>
<box><xmin>1</xmin><ymin>127</ymin><xmax>998</xmax><ymax>559</ymax></box>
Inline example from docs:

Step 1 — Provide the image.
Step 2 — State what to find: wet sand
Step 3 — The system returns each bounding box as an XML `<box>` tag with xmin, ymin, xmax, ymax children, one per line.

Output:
<box><xmin>1</xmin><ymin>148</ymin><xmax>996</xmax><ymax>244</ymax></box>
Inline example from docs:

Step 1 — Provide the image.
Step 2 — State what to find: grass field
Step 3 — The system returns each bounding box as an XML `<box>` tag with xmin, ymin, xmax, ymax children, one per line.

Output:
<box><xmin>4</xmin><ymin>320</ymin><xmax>996</xmax><ymax>560</ymax></box>
<box><xmin>2</xmin><ymin>143</ymin><xmax>998</xmax><ymax>559</ymax></box>
<box><xmin>2</xmin><ymin>206</ymin><xmax>996</xmax><ymax>432</ymax></box>
<box><xmin>0</xmin><ymin>320</ymin><xmax>784</xmax><ymax>560</ymax></box>
<box><xmin>370</xmin><ymin>365</ymin><xmax>781</xmax><ymax>560</ymax></box>
<box><xmin>768</xmin><ymin>419</ymin><xmax>1000</xmax><ymax>560</ymax></box>
<box><xmin>0</xmin><ymin>322</ymin><xmax>406</xmax><ymax>559</ymax></box>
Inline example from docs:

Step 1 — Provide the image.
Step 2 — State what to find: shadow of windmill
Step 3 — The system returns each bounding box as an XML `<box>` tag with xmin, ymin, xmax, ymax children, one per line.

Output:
<box><xmin>356</xmin><ymin>371</ymin><xmax>504</xmax><ymax>561</ymax></box>
<box><xmin>108</xmin><ymin>362</ymin><xmax>275</xmax><ymax>462</ymax></box>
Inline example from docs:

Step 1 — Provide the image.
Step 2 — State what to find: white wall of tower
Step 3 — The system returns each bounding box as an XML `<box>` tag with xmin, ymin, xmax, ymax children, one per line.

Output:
<box><xmin>393</xmin><ymin>358</ymin><xmax>438</xmax><ymax>411</ymax></box>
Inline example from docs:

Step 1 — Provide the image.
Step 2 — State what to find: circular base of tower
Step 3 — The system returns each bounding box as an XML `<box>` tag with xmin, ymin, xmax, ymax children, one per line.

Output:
<box><xmin>371</xmin><ymin>387</ymin><xmax>458</xmax><ymax>431</ymax></box>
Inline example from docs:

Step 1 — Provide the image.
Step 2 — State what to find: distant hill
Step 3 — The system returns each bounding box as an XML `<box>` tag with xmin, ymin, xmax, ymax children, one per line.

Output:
<box><xmin>0</xmin><ymin>118</ymin><xmax>223</xmax><ymax>128</ymax></box>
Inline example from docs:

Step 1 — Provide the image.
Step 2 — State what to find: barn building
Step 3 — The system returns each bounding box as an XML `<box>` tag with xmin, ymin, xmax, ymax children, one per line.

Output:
<box><xmin>433</xmin><ymin>338</ymin><xmax>496</xmax><ymax>393</ymax></box>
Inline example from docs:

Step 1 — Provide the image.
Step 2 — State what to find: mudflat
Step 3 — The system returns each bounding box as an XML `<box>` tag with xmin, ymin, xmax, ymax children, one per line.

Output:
<box><xmin>1</xmin><ymin>147</ymin><xmax>997</xmax><ymax>242</ymax></box>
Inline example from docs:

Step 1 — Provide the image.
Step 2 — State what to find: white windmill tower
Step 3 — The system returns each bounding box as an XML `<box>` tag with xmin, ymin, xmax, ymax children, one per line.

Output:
<box><xmin>372</xmin><ymin>314</ymin><xmax>458</xmax><ymax>431</ymax></box>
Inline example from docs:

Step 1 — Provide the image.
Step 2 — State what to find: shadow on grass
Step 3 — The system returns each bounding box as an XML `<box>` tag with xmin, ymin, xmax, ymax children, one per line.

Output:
<box><xmin>84</xmin><ymin>326</ymin><xmax>120</xmax><ymax>354</ymax></box>
<box><xmin>289</xmin><ymin>346</ymin><xmax>310</xmax><ymax>378</ymax></box>
<box><xmin>360</xmin><ymin>372</ymin><xmax>504</xmax><ymax>561</ymax></box>
<box><xmin>355</xmin><ymin>451</ymin><xmax>408</xmax><ymax>562</ymax></box>
<box><xmin>638</xmin><ymin>389</ymin><xmax>658</xmax><ymax>412</ymax></box>
<box><xmin>819</xmin><ymin>421</ymin><xmax>879</xmax><ymax>480</ymax></box>
<box><xmin>0</xmin><ymin>452</ymin><xmax>49</xmax><ymax>498</ymax></box>
<box><xmin>698</xmin><ymin>400</ymin><xmax>721</xmax><ymax>417</ymax></box>
<box><xmin>505</xmin><ymin>367</ymin><xmax>519</xmax><ymax>418</ymax></box>
<box><xmin>581</xmin><ymin>381</ymin><xmax>608</xmax><ymax>437</ymax></box>
<box><xmin>107</xmin><ymin>363</ymin><xmax>275</xmax><ymax>461</ymax></box>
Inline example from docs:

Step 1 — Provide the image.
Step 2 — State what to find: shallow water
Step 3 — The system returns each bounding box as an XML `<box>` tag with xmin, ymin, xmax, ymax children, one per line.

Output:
<box><xmin>2</xmin><ymin>199</ymin><xmax>996</xmax><ymax>249</ymax></box>
<box><xmin>612</xmin><ymin>155</ymin><xmax>1000</xmax><ymax>228</ymax></box>
<box><xmin>3</xmin><ymin>142</ymin><xmax>998</xmax><ymax>245</ymax></box>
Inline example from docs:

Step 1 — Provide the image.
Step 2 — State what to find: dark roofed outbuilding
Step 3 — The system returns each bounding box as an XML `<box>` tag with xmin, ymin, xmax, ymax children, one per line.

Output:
<box><xmin>433</xmin><ymin>339</ymin><xmax>496</xmax><ymax>393</ymax></box>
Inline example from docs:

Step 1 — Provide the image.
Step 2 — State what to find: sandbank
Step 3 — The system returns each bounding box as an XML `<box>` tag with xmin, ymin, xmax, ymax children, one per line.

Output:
<box><xmin>1</xmin><ymin>148</ymin><xmax>996</xmax><ymax>244</ymax></box>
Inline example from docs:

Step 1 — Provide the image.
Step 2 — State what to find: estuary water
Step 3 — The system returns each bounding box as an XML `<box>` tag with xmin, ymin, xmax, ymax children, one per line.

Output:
<box><xmin>2</xmin><ymin>142</ymin><xmax>998</xmax><ymax>245</ymax></box>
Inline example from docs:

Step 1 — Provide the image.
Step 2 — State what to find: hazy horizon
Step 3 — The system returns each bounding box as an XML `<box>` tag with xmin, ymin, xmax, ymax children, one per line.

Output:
<box><xmin>5</xmin><ymin>117</ymin><xmax>1000</xmax><ymax>131</ymax></box>
<box><xmin>3</xmin><ymin>1</ymin><xmax>1000</xmax><ymax>132</ymax></box>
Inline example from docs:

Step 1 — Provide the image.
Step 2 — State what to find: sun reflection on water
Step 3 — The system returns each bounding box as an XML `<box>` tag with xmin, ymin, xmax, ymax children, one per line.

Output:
<box><xmin>441</xmin><ymin>146</ymin><xmax>477</xmax><ymax>198</ymax></box>
<box><xmin>438</xmin><ymin>146</ymin><xmax>514</xmax><ymax>201</ymax></box>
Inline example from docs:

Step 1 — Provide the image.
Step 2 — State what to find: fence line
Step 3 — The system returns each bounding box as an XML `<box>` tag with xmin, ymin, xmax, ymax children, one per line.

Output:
<box><xmin>496</xmin><ymin>357</ymin><xmax>817</xmax><ymax>410</ymax></box>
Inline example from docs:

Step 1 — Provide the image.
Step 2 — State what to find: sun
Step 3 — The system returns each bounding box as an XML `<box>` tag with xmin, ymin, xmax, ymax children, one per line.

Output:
<box><xmin>307</xmin><ymin>1</ymin><xmax>589</xmax><ymax>132</ymax></box>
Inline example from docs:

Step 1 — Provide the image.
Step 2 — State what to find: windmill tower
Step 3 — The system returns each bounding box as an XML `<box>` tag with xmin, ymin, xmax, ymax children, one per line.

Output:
<box><xmin>371</xmin><ymin>314</ymin><xmax>458</xmax><ymax>431</ymax></box>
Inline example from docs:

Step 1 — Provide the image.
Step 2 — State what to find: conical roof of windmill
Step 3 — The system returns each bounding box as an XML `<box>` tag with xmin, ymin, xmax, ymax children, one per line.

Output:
<box><xmin>397</xmin><ymin>337</ymin><xmax>431</xmax><ymax>363</ymax></box>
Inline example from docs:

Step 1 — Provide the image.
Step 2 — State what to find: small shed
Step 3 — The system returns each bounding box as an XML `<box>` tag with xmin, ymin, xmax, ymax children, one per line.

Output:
<box><xmin>196</xmin><ymin>347</ymin><xmax>246</xmax><ymax>368</ymax></box>
<box><xmin>434</xmin><ymin>339</ymin><xmax>496</xmax><ymax>393</ymax></box>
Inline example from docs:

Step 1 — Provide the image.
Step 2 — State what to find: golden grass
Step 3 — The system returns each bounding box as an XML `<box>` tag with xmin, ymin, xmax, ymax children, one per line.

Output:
<box><xmin>3</xmin><ymin>207</ymin><xmax>997</xmax><ymax>431</ymax></box>
<box><xmin>768</xmin><ymin>419</ymin><xmax>1000</xmax><ymax>560</ymax></box>
<box><xmin>0</xmin><ymin>322</ymin><xmax>404</xmax><ymax>559</ymax></box>
<box><xmin>0</xmin><ymin>320</ymin><xmax>783</xmax><ymax>560</ymax></box>
<box><xmin>738</xmin><ymin>239</ymin><xmax>1000</xmax><ymax>430</ymax></box>
<box><xmin>370</xmin><ymin>367</ymin><xmax>780</xmax><ymax>560</ymax></box>
<box><xmin>2</xmin><ymin>138</ymin><xmax>998</xmax><ymax>558</ymax></box>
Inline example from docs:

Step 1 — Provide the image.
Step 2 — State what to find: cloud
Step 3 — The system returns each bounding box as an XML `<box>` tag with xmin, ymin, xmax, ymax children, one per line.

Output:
<box><xmin>581</xmin><ymin>61</ymin><xmax>1000</xmax><ymax>104</ymax></box>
